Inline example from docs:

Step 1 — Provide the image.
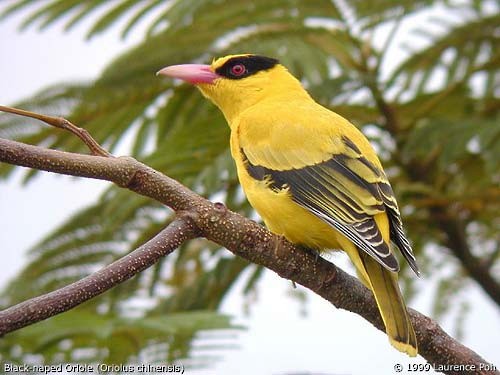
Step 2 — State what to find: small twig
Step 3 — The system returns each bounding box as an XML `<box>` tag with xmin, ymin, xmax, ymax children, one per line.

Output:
<box><xmin>0</xmin><ymin>105</ymin><xmax>111</xmax><ymax>157</ymax></box>
<box><xmin>0</xmin><ymin>215</ymin><xmax>196</xmax><ymax>336</ymax></box>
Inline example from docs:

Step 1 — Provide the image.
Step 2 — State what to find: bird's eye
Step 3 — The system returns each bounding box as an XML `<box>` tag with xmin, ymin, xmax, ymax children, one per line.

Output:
<box><xmin>230</xmin><ymin>64</ymin><xmax>246</xmax><ymax>76</ymax></box>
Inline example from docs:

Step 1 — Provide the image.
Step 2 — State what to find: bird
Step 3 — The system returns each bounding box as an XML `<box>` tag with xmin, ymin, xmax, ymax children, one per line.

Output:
<box><xmin>157</xmin><ymin>54</ymin><xmax>420</xmax><ymax>356</ymax></box>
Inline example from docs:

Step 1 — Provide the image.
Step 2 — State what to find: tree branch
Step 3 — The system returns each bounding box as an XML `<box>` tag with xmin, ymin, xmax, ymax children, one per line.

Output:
<box><xmin>432</xmin><ymin>207</ymin><xmax>500</xmax><ymax>305</ymax></box>
<box><xmin>404</xmin><ymin>159</ymin><xmax>500</xmax><ymax>306</ymax></box>
<box><xmin>0</xmin><ymin>136</ymin><xmax>497</xmax><ymax>374</ymax></box>
<box><xmin>0</xmin><ymin>105</ymin><xmax>110</xmax><ymax>156</ymax></box>
<box><xmin>0</xmin><ymin>216</ymin><xmax>197</xmax><ymax>335</ymax></box>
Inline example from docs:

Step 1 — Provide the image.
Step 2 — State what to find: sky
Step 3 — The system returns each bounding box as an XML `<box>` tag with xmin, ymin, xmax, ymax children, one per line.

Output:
<box><xmin>0</xmin><ymin>2</ymin><xmax>498</xmax><ymax>375</ymax></box>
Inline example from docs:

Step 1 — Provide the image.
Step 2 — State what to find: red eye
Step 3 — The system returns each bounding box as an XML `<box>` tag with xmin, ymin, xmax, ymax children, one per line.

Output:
<box><xmin>230</xmin><ymin>64</ymin><xmax>246</xmax><ymax>76</ymax></box>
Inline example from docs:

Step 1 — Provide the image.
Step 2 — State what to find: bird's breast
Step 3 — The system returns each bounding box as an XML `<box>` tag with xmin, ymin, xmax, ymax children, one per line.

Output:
<box><xmin>230</xmin><ymin>133</ymin><xmax>340</xmax><ymax>250</ymax></box>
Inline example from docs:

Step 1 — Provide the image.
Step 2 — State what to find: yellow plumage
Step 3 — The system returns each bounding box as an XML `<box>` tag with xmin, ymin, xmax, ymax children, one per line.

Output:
<box><xmin>158</xmin><ymin>54</ymin><xmax>420</xmax><ymax>356</ymax></box>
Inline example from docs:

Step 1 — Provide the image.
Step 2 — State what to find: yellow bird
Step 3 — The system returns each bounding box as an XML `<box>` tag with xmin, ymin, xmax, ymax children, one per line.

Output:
<box><xmin>158</xmin><ymin>54</ymin><xmax>419</xmax><ymax>356</ymax></box>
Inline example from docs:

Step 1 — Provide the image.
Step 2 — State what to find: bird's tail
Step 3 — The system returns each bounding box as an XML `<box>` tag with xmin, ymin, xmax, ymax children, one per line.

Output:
<box><xmin>357</xmin><ymin>250</ymin><xmax>418</xmax><ymax>356</ymax></box>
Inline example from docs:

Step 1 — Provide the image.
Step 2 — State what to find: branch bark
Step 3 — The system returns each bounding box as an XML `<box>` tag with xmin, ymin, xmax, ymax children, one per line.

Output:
<box><xmin>0</xmin><ymin>137</ymin><xmax>497</xmax><ymax>374</ymax></box>
<box><xmin>0</xmin><ymin>216</ymin><xmax>197</xmax><ymax>335</ymax></box>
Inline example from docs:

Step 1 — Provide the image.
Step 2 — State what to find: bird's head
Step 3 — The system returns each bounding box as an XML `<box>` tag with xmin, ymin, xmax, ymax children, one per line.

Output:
<box><xmin>157</xmin><ymin>54</ymin><xmax>308</xmax><ymax>122</ymax></box>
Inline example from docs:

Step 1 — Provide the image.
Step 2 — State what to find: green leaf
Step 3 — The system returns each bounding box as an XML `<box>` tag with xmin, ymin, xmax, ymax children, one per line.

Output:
<box><xmin>0</xmin><ymin>308</ymin><xmax>240</xmax><ymax>366</ymax></box>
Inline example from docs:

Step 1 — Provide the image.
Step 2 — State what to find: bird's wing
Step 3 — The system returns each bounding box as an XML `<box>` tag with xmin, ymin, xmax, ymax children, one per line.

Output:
<box><xmin>240</xmin><ymin>133</ymin><xmax>418</xmax><ymax>274</ymax></box>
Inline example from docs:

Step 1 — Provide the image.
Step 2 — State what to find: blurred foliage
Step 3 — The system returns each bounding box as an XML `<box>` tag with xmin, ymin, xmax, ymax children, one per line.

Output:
<box><xmin>1</xmin><ymin>307</ymin><xmax>239</xmax><ymax>370</ymax></box>
<box><xmin>0</xmin><ymin>0</ymin><xmax>499</xmax><ymax>367</ymax></box>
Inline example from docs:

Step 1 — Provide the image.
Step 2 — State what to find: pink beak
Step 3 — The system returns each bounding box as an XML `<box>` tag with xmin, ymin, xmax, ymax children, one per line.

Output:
<box><xmin>156</xmin><ymin>64</ymin><xmax>219</xmax><ymax>84</ymax></box>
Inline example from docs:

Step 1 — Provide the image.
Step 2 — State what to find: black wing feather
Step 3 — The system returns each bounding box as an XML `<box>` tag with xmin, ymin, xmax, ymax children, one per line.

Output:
<box><xmin>241</xmin><ymin>136</ymin><xmax>419</xmax><ymax>275</ymax></box>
